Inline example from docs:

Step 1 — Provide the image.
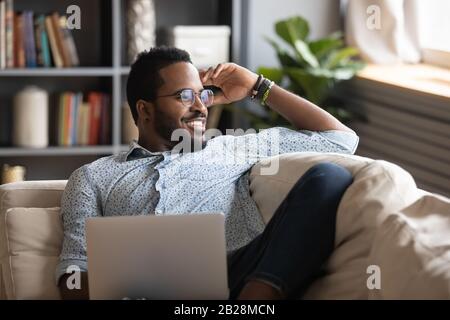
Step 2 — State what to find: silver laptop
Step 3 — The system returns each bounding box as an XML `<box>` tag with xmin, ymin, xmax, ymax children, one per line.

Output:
<box><xmin>86</xmin><ymin>213</ymin><xmax>229</xmax><ymax>300</ymax></box>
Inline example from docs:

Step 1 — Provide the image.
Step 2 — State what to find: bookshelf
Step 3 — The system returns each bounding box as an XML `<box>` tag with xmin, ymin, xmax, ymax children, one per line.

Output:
<box><xmin>0</xmin><ymin>0</ymin><xmax>234</xmax><ymax>180</ymax></box>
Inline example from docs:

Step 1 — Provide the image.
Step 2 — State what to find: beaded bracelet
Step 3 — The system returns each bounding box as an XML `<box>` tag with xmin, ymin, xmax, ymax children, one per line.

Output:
<box><xmin>250</xmin><ymin>74</ymin><xmax>263</xmax><ymax>100</ymax></box>
<box><xmin>261</xmin><ymin>81</ymin><xmax>274</xmax><ymax>106</ymax></box>
<box><xmin>255</xmin><ymin>78</ymin><xmax>270</xmax><ymax>100</ymax></box>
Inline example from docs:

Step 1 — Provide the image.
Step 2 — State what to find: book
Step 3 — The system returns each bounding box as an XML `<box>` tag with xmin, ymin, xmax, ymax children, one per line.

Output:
<box><xmin>5</xmin><ymin>0</ymin><xmax>13</xmax><ymax>68</ymax></box>
<box><xmin>33</xmin><ymin>13</ymin><xmax>43</xmax><ymax>66</ymax></box>
<box><xmin>23</xmin><ymin>11</ymin><xmax>37</xmax><ymax>67</ymax></box>
<box><xmin>14</xmin><ymin>12</ymin><xmax>25</xmax><ymax>68</ymax></box>
<box><xmin>38</xmin><ymin>15</ymin><xmax>51</xmax><ymax>67</ymax></box>
<box><xmin>61</xmin><ymin>93</ymin><xmax>67</xmax><ymax>145</ymax></box>
<box><xmin>59</xmin><ymin>15</ymin><xmax>79</xmax><ymax>67</ymax></box>
<box><xmin>0</xmin><ymin>0</ymin><xmax>6</xmax><ymax>69</ymax></box>
<box><xmin>78</xmin><ymin>102</ymin><xmax>90</xmax><ymax>146</ymax></box>
<box><xmin>45</xmin><ymin>15</ymin><xmax>62</xmax><ymax>68</ymax></box>
<box><xmin>22</xmin><ymin>11</ymin><xmax>29</xmax><ymax>66</ymax></box>
<box><xmin>50</xmin><ymin>12</ymin><xmax>71</xmax><ymax>67</ymax></box>
<box><xmin>65</xmin><ymin>92</ymin><xmax>75</xmax><ymax>146</ymax></box>
<box><xmin>71</xmin><ymin>92</ymin><xmax>82</xmax><ymax>145</ymax></box>
<box><xmin>88</xmin><ymin>92</ymin><xmax>102</xmax><ymax>145</ymax></box>
<box><xmin>34</xmin><ymin>14</ymin><xmax>50</xmax><ymax>67</ymax></box>
<box><xmin>62</xmin><ymin>92</ymin><xmax>71</xmax><ymax>146</ymax></box>
<box><xmin>99</xmin><ymin>94</ymin><xmax>111</xmax><ymax>145</ymax></box>
<box><xmin>57</xmin><ymin>93</ymin><xmax>64</xmax><ymax>145</ymax></box>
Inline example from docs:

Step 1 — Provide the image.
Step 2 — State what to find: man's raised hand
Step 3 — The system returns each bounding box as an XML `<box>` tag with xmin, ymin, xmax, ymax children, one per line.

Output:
<box><xmin>199</xmin><ymin>63</ymin><xmax>258</xmax><ymax>105</ymax></box>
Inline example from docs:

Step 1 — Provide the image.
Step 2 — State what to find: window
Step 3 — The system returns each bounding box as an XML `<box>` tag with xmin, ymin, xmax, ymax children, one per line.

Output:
<box><xmin>417</xmin><ymin>0</ymin><xmax>450</xmax><ymax>68</ymax></box>
<box><xmin>417</xmin><ymin>0</ymin><xmax>450</xmax><ymax>52</ymax></box>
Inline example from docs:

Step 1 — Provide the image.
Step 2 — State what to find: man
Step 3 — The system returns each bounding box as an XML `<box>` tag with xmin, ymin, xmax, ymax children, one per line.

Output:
<box><xmin>57</xmin><ymin>46</ymin><xmax>358</xmax><ymax>299</ymax></box>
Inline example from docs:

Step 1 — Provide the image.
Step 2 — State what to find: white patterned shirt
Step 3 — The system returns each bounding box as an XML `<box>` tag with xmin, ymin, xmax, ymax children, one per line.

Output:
<box><xmin>56</xmin><ymin>127</ymin><xmax>359</xmax><ymax>282</ymax></box>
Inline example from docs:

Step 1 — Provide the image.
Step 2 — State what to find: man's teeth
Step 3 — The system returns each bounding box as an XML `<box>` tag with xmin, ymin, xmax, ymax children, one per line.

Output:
<box><xmin>185</xmin><ymin>120</ymin><xmax>204</xmax><ymax>129</ymax></box>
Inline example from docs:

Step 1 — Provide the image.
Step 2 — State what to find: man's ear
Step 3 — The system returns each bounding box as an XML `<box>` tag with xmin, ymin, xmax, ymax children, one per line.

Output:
<box><xmin>136</xmin><ymin>99</ymin><xmax>153</xmax><ymax>122</ymax></box>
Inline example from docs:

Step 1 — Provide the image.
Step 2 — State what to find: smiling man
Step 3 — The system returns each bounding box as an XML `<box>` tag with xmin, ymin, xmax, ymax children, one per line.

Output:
<box><xmin>57</xmin><ymin>46</ymin><xmax>359</xmax><ymax>300</ymax></box>
<box><xmin>127</xmin><ymin>50</ymin><xmax>211</xmax><ymax>151</ymax></box>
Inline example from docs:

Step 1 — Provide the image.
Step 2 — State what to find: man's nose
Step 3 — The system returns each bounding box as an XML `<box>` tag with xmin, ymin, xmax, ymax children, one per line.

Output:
<box><xmin>189</xmin><ymin>95</ymin><xmax>208</xmax><ymax>115</ymax></box>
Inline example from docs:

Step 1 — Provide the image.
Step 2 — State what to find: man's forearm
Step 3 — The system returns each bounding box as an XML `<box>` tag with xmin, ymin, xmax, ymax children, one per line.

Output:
<box><xmin>264</xmin><ymin>84</ymin><xmax>354</xmax><ymax>133</ymax></box>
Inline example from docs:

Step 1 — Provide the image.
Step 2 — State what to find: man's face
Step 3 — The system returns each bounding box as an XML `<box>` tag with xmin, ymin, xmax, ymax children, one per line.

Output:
<box><xmin>147</xmin><ymin>62</ymin><xmax>208</xmax><ymax>150</ymax></box>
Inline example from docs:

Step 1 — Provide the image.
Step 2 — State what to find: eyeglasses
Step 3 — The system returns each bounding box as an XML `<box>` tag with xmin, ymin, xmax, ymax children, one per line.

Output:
<box><xmin>156</xmin><ymin>89</ymin><xmax>214</xmax><ymax>108</ymax></box>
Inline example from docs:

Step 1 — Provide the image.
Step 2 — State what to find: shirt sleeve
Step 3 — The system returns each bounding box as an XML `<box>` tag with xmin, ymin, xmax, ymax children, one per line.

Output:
<box><xmin>55</xmin><ymin>165</ymin><xmax>101</xmax><ymax>285</ymax></box>
<box><xmin>227</xmin><ymin>126</ymin><xmax>359</xmax><ymax>163</ymax></box>
<box><xmin>261</xmin><ymin>127</ymin><xmax>359</xmax><ymax>155</ymax></box>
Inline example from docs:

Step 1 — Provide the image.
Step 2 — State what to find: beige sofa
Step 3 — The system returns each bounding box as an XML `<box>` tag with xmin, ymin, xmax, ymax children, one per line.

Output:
<box><xmin>1</xmin><ymin>152</ymin><xmax>450</xmax><ymax>300</ymax></box>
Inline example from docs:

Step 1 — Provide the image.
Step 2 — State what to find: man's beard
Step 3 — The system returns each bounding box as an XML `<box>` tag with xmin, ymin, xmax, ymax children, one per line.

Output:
<box><xmin>154</xmin><ymin>115</ymin><xmax>207</xmax><ymax>153</ymax></box>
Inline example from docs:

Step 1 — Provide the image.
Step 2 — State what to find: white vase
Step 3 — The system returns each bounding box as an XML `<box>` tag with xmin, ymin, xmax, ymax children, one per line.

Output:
<box><xmin>127</xmin><ymin>0</ymin><xmax>156</xmax><ymax>64</ymax></box>
<box><xmin>13</xmin><ymin>86</ymin><xmax>49</xmax><ymax>148</ymax></box>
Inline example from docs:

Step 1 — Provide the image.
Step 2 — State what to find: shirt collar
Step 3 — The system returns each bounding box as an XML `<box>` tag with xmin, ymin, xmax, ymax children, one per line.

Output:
<box><xmin>124</xmin><ymin>140</ymin><xmax>166</xmax><ymax>161</ymax></box>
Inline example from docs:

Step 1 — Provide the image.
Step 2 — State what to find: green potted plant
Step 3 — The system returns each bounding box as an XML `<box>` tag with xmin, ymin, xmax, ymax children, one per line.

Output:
<box><xmin>237</xmin><ymin>16</ymin><xmax>365</xmax><ymax>130</ymax></box>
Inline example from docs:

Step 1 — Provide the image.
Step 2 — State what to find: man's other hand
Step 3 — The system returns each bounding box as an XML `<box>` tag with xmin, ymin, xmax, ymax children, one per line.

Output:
<box><xmin>199</xmin><ymin>63</ymin><xmax>258</xmax><ymax>105</ymax></box>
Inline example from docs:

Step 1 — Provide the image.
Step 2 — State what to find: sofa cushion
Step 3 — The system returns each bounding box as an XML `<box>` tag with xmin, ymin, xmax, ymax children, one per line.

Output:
<box><xmin>249</xmin><ymin>152</ymin><xmax>450</xmax><ymax>299</ymax></box>
<box><xmin>368</xmin><ymin>194</ymin><xmax>450</xmax><ymax>299</ymax></box>
<box><xmin>1</xmin><ymin>207</ymin><xmax>62</xmax><ymax>299</ymax></box>
<box><xmin>249</xmin><ymin>152</ymin><xmax>373</xmax><ymax>224</ymax></box>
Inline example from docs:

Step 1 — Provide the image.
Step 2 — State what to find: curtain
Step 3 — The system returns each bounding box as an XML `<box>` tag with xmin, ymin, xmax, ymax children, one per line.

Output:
<box><xmin>345</xmin><ymin>0</ymin><xmax>421</xmax><ymax>64</ymax></box>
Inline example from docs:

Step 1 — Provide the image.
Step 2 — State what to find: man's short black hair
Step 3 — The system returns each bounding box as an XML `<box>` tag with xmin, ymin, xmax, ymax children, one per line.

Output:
<box><xmin>126</xmin><ymin>46</ymin><xmax>192</xmax><ymax>123</ymax></box>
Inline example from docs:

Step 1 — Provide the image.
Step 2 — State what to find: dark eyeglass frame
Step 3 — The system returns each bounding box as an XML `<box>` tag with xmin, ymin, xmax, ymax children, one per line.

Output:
<box><xmin>156</xmin><ymin>88</ymin><xmax>214</xmax><ymax>107</ymax></box>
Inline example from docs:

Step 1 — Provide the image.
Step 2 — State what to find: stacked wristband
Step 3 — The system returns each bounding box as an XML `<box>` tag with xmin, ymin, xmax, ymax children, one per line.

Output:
<box><xmin>261</xmin><ymin>80</ymin><xmax>274</xmax><ymax>106</ymax></box>
<box><xmin>250</xmin><ymin>75</ymin><xmax>263</xmax><ymax>100</ymax></box>
<box><xmin>250</xmin><ymin>75</ymin><xmax>274</xmax><ymax>106</ymax></box>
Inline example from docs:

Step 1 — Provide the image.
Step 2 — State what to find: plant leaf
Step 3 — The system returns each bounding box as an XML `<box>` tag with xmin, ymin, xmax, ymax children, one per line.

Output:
<box><xmin>338</xmin><ymin>61</ymin><xmax>366</xmax><ymax>72</ymax></box>
<box><xmin>330</xmin><ymin>62</ymin><xmax>366</xmax><ymax>80</ymax></box>
<box><xmin>294</xmin><ymin>40</ymin><xmax>319</xmax><ymax>68</ymax></box>
<box><xmin>308</xmin><ymin>35</ymin><xmax>344</xmax><ymax>62</ymax></box>
<box><xmin>275</xmin><ymin>16</ymin><xmax>310</xmax><ymax>46</ymax></box>
<box><xmin>307</xmin><ymin>65</ymin><xmax>363</xmax><ymax>81</ymax></box>
<box><xmin>324</xmin><ymin>47</ymin><xmax>360</xmax><ymax>69</ymax></box>
<box><xmin>278</xmin><ymin>51</ymin><xmax>302</xmax><ymax>68</ymax></box>
<box><xmin>332</xmin><ymin>68</ymin><xmax>359</xmax><ymax>80</ymax></box>
<box><xmin>256</xmin><ymin>67</ymin><xmax>284</xmax><ymax>85</ymax></box>
<box><xmin>265</xmin><ymin>37</ymin><xmax>301</xmax><ymax>67</ymax></box>
<box><xmin>265</xmin><ymin>36</ymin><xmax>282</xmax><ymax>52</ymax></box>
<box><xmin>285</xmin><ymin>67</ymin><xmax>332</xmax><ymax>104</ymax></box>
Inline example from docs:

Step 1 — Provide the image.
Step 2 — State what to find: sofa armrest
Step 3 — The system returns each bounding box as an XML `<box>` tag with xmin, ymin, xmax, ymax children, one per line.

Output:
<box><xmin>0</xmin><ymin>181</ymin><xmax>66</xmax><ymax>300</ymax></box>
<box><xmin>0</xmin><ymin>180</ymin><xmax>67</xmax><ymax>215</ymax></box>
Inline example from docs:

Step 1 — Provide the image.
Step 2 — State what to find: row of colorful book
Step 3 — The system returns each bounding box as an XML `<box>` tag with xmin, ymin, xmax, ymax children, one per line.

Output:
<box><xmin>0</xmin><ymin>0</ymin><xmax>79</xmax><ymax>68</ymax></box>
<box><xmin>57</xmin><ymin>91</ymin><xmax>110</xmax><ymax>146</ymax></box>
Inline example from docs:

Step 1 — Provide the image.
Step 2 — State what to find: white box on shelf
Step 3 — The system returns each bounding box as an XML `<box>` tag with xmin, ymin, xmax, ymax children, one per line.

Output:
<box><xmin>160</xmin><ymin>26</ymin><xmax>231</xmax><ymax>69</ymax></box>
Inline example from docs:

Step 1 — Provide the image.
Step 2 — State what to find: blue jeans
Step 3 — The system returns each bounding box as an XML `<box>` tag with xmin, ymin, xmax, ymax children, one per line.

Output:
<box><xmin>228</xmin><ymin>162</ymin><xmax>354</xmax><ymax>299</ymax></box>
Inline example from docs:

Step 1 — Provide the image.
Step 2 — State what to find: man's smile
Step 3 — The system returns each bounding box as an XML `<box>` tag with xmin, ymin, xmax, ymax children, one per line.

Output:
<box><xmin>182</xmin><ymin>117</ymin><xmax>206</xmax><ymax>134</ymax></box>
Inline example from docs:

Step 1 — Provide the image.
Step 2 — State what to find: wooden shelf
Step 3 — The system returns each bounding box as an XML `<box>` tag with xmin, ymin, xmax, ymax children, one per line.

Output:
<box><xmin>120</xmin><ymin>67</ymin><xmax>131</xmax><ymax>75</ymax></box>
<box><xmin>0</xmin><ymin>68</ymin><xmax>117</xmax><ymax>77</ymax></box>
<box><xmin>0</xmin><ymin>146</ymin><xmax>118</xmax><ymax>157</ymax></box>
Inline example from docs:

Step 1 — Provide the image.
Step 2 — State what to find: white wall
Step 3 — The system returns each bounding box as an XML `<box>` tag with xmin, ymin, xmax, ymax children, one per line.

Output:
<box><xmin>244</xmin><ymin>0</ymin><xmax>342</xmax><ymax>71</ymax></box>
